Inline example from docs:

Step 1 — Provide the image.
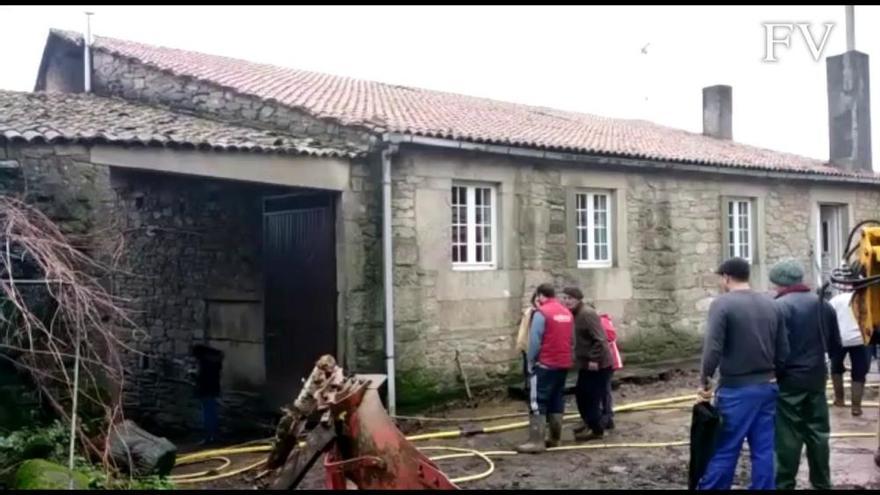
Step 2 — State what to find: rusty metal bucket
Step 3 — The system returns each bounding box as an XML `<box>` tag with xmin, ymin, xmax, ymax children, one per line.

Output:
<box><xmin>323</xmin><ymin>384</ymin><xmax>459</xmax><ymax>490</ymax></box>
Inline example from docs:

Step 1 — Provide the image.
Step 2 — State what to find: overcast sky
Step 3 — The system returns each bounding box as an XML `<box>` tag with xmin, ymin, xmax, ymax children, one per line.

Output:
<box><xmin>1</xmin><ymin>5</ymin><xmax>878</xmax><ymax>167</ymax></box>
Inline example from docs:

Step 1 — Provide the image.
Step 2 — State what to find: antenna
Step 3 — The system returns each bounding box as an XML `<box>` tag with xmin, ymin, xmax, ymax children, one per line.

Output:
<box><xmin>84</xmin><ymin>11</ymin><xmax>93</xmax><ymax>93</ymax></box>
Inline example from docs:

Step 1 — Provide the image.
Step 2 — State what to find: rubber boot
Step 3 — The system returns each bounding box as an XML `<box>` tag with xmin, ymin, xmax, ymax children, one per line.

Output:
<box><xmin>572</xmin><ymin>423</ymin><xmax>587</xmax><ymax>434</ymax></box>
<box><xmin>546</xmin><ymin>414</ymin><xmax>563</xmax><ymax>448</ymax></box>
<box><xmin>831</xmin><ymin>374</ymin><xmax>845</xmax><ymax>407</ymax></box>
<box><xmin>515</xmin><ymin>414</ymin><xmax>546</xmax><ymax>454</ymax></box>
<box><xmin>851</xmin><ymin>381</ymin><xmax>865</xmax><ymax>417</ymax></box>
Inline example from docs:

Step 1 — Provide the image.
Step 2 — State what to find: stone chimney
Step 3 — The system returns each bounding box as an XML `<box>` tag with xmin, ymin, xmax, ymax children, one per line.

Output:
<box><xmin>702</xmin><ymin>85</ymin><xmax>732</xmax><ymax>140</ymax></box>
<box><xmin>826</xmin><ymin>51</ymin><xmax>872</xmax><ymax>171</ymax></box>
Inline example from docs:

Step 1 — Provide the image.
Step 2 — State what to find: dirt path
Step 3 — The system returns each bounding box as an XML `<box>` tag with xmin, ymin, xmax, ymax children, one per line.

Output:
<box><xmin>174</xmin><ymin>366</ymin><xmax>880</xmax><ymax>490</ymax></box>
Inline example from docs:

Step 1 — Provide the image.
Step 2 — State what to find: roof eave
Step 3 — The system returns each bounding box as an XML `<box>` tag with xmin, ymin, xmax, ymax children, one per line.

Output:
<box><xmin>382</xmin><ymin>132</ymin><xmax>880</xmax><ymax>186</ymax></box>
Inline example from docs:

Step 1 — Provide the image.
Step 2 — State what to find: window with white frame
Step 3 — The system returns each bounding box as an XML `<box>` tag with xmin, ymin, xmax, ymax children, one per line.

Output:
<box><xmin>451</xmin><ymin>184</ymin><xmax>497</xmax><ymax>269</ymax></box>
<box><xmin>726</xmin><ymin>198</ymin><xmax>754</xmax><ymax>262</ymax></box>
<box><xmin>575</xmin><ymin>192</ymin><xmax>613</xmax><ymax>268</ymax></box>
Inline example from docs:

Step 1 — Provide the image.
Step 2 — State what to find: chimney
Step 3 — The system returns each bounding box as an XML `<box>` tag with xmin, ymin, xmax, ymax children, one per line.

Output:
<box><xmin>826</xmin><ymin>6</ymin><xmax>872</xmax><ymax>171</ymax></box>
<box><xmin>702</xmin><ymin>85</ymin><xmax>732</xmax><ymax>140</ymax></box>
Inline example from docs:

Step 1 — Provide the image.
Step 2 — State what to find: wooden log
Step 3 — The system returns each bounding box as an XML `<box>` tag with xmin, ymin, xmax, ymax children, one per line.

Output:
<box><xmin>107</xmin><ymin>420</ymin><xmax>177</xmax><ymax>476</ymax></box>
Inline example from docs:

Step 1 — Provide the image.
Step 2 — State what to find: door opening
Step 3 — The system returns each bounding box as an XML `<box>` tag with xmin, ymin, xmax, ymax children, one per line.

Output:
<box><xmin>262</xmin><ymin>192</ymin><xmax>338</xmax><ymax>409</ymax></box>
<box><xmin>818</xmin><ymin>204</ymin><xmax>848</xmax><ymax>286</ymax></box>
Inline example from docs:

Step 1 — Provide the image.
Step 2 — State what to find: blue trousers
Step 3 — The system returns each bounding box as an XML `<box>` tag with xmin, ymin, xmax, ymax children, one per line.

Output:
<box><xmin>201</xmin><ymin>397</ymin><xmax>219</xmax><ymax>441</ymax></box>
<box><xmin>528</xmin><ymin>366</ymin><xmax>568</xmax><ymax>415</ymax></box>
<box><xmin>698</xmin><ymin>382</ymin><xmax>779</xmax><ymax>490</ymax></box>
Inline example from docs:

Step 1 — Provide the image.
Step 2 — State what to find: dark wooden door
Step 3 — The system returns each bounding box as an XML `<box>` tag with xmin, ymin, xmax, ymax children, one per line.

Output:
<box><xmin>263</xmin><ymin>194</ymin><xmax>337</xmax><ymax>408</ymax></box>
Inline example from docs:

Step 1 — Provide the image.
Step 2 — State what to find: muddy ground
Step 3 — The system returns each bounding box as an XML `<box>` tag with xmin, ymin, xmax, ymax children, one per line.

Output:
<box><xmin>174</xmin><ymin>363</ymin><xmax>880</xmax><ymax>490</ymax></box>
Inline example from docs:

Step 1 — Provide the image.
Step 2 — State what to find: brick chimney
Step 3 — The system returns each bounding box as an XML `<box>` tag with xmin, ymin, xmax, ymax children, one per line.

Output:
<box><xmin>702</xmin><ymin>85</ymin><xmax>732</xmax><ymax>140</ymax></box>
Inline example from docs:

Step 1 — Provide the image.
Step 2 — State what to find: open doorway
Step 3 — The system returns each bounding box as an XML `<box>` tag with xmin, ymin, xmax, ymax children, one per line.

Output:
<box><xmin>262</xmin><ymin>192</ymin><xmax>339</xmax><ymax>409</ymax></box>
<box><xmin>818</xmin><ymin>204</ymin><xmax>849</xmax><ymax>286</ymax></box>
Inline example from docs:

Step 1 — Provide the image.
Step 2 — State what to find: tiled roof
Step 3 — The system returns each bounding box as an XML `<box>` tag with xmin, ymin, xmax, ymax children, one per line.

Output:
<box><xmin>0</xmin><ymin>89</ymin><xmax>355</xmax><ymax>157</ymax></box>
<box><xmin>49</xmin><ymin>29</ymin><xmax>878</xmax><ymax>178</ymax></box>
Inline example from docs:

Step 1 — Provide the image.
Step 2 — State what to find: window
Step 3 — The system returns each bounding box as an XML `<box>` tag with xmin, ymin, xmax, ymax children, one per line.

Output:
<box><xmin>575</xmin><ymin>192</ymin><xmax>613</xmax><ymax>268</ymax></box>
<box><xmin>451</xmin><ymin>184</ymin><xmax>497</xmax><ymax>269</ymax></box>
<box><xmin>725</xmin><ymin>199</ymin><xmax>753</xmax><ymax>262</ymax></box>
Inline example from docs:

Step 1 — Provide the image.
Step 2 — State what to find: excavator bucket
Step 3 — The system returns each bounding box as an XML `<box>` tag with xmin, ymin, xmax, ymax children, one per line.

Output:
<box><xmin>323</xmin><ymin>376</ymin><xmax>459</xmax><ymax>490</ymax></box>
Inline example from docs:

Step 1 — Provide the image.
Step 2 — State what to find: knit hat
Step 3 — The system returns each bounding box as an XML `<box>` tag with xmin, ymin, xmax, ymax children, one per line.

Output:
<box><xmin>769</xmin><ymin>258</ymin><xmax>805</xmax><ymax>287</ymax></box>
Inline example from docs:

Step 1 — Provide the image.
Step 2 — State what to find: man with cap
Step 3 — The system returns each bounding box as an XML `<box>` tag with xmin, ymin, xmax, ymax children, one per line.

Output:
<box><xmin>770</xmin><ymin>258</ymin><xmax>841</xmax><ymax>490</ymax></box>
<box><xmin>559</xmin><ymin>286</ymin><xmax>613</xmax><ymax>442</ymax></box>
<box><xmin>697</xmin><ymin>257</ymin><xmax>789</xmax><ymax>490</ymax></box>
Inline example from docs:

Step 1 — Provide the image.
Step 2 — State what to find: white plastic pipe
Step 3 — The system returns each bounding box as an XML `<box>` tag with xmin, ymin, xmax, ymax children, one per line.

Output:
<box><xmin>381</xmin><ymin>144</ymin><xmax>398</xmax><ymax>415</ymax></box>
<box><xmin>84</xmin><ymin>12</ymin><xmax>93</xmax><ymax>93</ymax></box>
<box><xmin>846</xmin><ymin>5</ymin><xmax>855</xmax><ymax>52</ymax></box>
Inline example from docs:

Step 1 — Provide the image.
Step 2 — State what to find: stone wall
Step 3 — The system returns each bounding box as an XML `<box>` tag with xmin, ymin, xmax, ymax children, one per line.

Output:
<box><xmin>108</xmin><ymin>169</ymin><xmax>292</xmax><ymax>435</ymax></box>
<box><xmin>390</xmin><ymin>146</ymin><xmax>880</xmax><ymax>404</ymax></box>
<box><xmin>88</xmin><ymin>50</ymin><xmax>375</xmax><ymax>152</ymax></box>
<box><xmin>1</xmin><ymin>141</ymin><xmax>381</xmax><ymax>435</ymax></box>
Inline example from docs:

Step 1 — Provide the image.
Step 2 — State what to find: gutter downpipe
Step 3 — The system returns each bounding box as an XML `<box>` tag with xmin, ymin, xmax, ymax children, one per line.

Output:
<box><xmin>381</xmin><ymin>141</ymin><xmax>399</xmax><ymax>416</ymax></box>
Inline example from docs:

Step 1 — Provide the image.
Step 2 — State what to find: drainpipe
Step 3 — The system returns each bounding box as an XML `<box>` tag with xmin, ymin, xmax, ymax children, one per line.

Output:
<box><xmin>381</xmin><ymin>143</ymin><xmax>399</xmax><ymax>415</ymax></box>
<box><xmin>83</xmin><ymin>12</ymin><xmax>93</xmax><ymax>93</ymax></box>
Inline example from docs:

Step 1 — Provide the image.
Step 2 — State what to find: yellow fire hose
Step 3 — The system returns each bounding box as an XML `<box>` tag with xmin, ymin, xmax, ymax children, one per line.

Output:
<box><xmin>168</xmin><ymin>385</ymin><xmax>879</xmax><ymax>486</ymax></box>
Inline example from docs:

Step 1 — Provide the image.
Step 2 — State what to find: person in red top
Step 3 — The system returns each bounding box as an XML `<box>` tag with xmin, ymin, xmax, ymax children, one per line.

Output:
<box><xmin>516</xmin><ymin>283</ymin><xmax>574</xmax><ymax>454</ymax></box>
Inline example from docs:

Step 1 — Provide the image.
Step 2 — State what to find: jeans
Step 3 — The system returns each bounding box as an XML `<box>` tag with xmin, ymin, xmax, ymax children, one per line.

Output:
<box><xmin>601</xmin><ymin>370</ymin><xmax>615</xmax><ymax>428</ymax></box>
<box><xmin>831</xmin><ymin>345</ymin><xmax>871</xmax><ymax>382</ymax></box>
<box><xmin>201</xmin><ymin>397</ymin><xmax>219</xmax><ymax>441</ymax></box>
<box><xmin>528</xmin><ymin>366</ymin><xmax>568</xmax><ymax>415</ymax></box>
<box><xmin>575</xmin><ymin>368</ymin><xmax>612</xmax><ymax>433</ymax></box>
<box><xmin>775</xmin><ymin>386</ymin><xmax>831</xmax><ymax>489</ymax></box>
<box><xmin>698</xmin><ymin>382</ymin><xmax>779</xmax><ymax>490</ymax></box>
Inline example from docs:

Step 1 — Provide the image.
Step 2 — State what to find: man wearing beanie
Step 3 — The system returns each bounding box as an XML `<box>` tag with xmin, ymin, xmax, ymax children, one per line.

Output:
<box><xmin>770</xmin><ymin>258</ymin><xmax>841</xmax><ymax>490</ymax></box>
<box><xmin>697</xmin><ymin>257</ymin><xmax>789</xmax><ymax>490</ymax></box>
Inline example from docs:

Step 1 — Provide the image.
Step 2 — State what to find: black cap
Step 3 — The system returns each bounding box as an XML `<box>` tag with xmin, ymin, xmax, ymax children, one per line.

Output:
<box><xmin>715</xmin><ymin>258</ymin><xmax>750</xmax><ymax>281</ymax></box>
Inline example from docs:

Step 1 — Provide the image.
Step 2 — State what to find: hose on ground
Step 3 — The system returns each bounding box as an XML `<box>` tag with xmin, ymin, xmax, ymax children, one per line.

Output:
<box><xmin>170</xmin><ymin>385</ymin><xmax>879</xmax><ymax>485</ymax></box>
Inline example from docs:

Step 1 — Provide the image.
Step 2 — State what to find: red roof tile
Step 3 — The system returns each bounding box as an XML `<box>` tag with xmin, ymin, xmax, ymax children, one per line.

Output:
<box><xmin>0</xmin><ymin>90</ymin><xmax>355</xmax><ymax>157</ymax></box>
<box><xmin>51</xmin><ymin>29</ymin><xmax>879</xmax><ymax>179</ymax></box>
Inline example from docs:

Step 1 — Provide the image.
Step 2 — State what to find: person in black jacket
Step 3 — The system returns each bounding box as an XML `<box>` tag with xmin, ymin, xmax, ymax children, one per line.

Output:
<box><xmin>191</xmin><ymin>344</ymin><xmax>224</xmax><ymax>445</ymax></box>
<box><xmin>770</xmin><ymin>259</ymin><xmax>842</xmax><ymax>490</ymax></box>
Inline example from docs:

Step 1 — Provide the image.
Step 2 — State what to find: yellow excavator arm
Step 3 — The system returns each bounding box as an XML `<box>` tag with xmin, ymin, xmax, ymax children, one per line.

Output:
<box><xmin>849</xmin><ymin>225</ymin><xmax>880</xmax><ymax>345</ymax></box>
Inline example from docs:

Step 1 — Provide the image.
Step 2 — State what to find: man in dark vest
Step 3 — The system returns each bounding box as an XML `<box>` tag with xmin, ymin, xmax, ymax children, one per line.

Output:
<box><xmin>516</xmin><ymin>283</ymin><xmax>574</xmax><ymax>454</ymax></box>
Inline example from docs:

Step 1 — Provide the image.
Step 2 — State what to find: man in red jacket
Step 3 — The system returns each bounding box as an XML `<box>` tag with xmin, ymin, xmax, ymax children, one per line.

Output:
<box><xmin>516</xmin><ymin>283</ymin><xmax>574</xmax><ymax>454</ymax></box>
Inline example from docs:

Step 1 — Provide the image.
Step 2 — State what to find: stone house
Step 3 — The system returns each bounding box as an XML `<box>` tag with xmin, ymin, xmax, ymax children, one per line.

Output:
<box><xmin>6</xmin><ymin>28</ymin><xmax>878</xmax><ymax>427</ymax></box>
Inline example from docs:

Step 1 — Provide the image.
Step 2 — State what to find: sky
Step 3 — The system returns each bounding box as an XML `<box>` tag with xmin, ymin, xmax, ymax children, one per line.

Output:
<box><xmin>1</xmin><ymin>5</ymin><xmax>878</xmax><ymax>167</ymax></box>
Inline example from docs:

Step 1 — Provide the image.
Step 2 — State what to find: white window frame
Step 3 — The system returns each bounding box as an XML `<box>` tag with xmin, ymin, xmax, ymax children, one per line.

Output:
<box><xmin>575</xmin><ymin>191</ymin><xmax>613</xmax><ymax>269</ymax></box>
<box><xmin>726</xmin><ymin>198</ymin><xmax>754</xmax><ymax>263</ymax></box>
<box><xmin>451</xmin><ymin>183</ymin><xmax>498</xmax><ymax>271</ymax></box>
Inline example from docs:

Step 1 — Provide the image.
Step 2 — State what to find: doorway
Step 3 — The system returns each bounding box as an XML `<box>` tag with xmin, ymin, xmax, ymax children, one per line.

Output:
<box><xmin>818</xmin><ymin>204</ymin><xmax>848</xmax><ymax>285</ymax></box>
<box><xmin>262</xmin><ymin>193</ymin><xmax>338</xmax><ymax>408</ymax></box>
